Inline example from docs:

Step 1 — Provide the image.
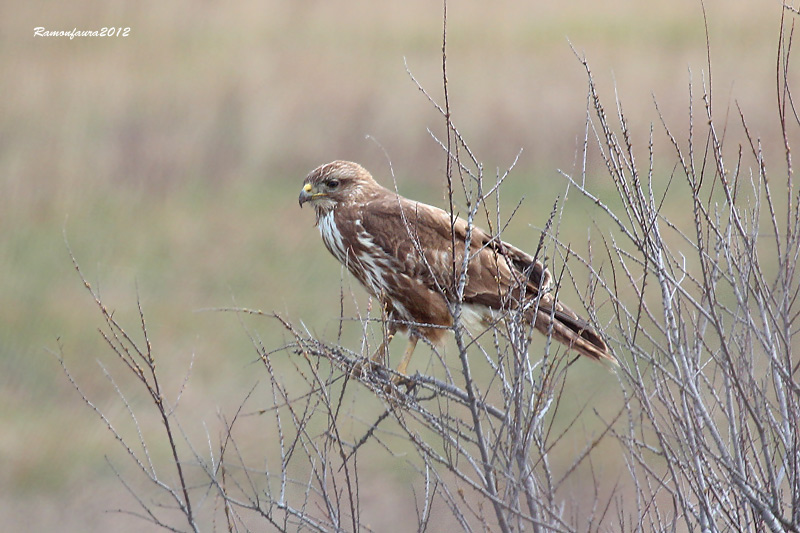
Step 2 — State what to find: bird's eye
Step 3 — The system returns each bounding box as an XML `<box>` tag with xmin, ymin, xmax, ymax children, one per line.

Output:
<box><xmin>326</xmin><ymin>179</ymin><xmax>340</xmax><ymax>189</ymax></box>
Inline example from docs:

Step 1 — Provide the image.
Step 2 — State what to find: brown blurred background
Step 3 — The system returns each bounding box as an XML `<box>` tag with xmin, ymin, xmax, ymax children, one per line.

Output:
<box><xmin>0</xmin><ymin>0</ymin><xmax>791</xmax><ymax>530</ymax></box>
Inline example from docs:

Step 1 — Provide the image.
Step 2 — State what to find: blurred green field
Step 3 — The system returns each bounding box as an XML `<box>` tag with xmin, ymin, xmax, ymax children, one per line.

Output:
<box><xmin>1</xmin><ymin>0</ymin><xmax>793</xmax><ymax>530</ymax></box>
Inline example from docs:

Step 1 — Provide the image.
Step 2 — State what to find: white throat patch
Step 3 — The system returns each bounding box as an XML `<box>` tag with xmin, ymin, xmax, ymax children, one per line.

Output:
<box><xmin>318</xmin><ymin>211</ymin><xmax>348</xmax><ymax>264</ymax></box>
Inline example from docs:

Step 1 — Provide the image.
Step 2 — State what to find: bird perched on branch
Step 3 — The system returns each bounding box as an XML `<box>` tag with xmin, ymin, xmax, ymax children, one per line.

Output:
<box><xmin>299</xmin><ymin>160</ymin><xmax>615</xmax><ymax>379</ymax></box>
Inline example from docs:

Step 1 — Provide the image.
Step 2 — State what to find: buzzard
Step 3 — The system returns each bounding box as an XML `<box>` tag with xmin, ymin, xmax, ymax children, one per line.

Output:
<box><xmin>299</xmin><ymin>160</ymin><xmax>615</xmax><ymax>378</ymax></box>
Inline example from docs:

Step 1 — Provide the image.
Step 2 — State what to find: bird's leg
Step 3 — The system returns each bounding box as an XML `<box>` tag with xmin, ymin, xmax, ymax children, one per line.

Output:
<box><xmin>351</xmin><ymin>324</ymin><xmax>396</xmax><ymax>378</ymax></box>
<box><xmin>370</xmin><ymin>331</ymin><xmax>394</xmax><ymax>364</ymax></box>
<box><xmin>370</xmin><ymin>301</ymin><xmax>396</xmax><ymax>365</ymax></box>
<box><xmin>392</xmin><ymin>335</ymin><xmax>419</xmax><ymax>384</ymax></box>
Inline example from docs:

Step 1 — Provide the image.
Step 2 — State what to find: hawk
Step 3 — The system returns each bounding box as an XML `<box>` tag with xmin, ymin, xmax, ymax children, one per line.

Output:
<box><xmin>299</xmin><ymin>160</ymin><xmax>615</xmax><ymax>378</ymax></box>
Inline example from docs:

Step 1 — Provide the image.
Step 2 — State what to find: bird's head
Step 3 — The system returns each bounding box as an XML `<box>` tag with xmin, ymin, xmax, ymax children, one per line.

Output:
<box><xmin>299</xmin><ymin>160</ymin><xmax>378</xmax><ymax>218</ymax></box>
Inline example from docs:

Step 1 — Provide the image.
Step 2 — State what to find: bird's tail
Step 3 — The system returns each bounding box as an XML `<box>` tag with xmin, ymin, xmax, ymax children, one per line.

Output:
<box><xmin>530</xmin><ymin>299</ymin><xmax>617</xmax><ymax>365</ymax></box>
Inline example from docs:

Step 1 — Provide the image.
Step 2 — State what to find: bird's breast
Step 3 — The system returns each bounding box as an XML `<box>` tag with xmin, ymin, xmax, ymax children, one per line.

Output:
<box><xmin>317</xmin><ymin>210</ymin><xmax>389</xmax><ymax>297</ymax></box>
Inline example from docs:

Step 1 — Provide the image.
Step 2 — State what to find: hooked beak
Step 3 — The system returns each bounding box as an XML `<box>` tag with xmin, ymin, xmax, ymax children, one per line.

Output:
<box><xmin>298</xmin><ymin>182</ymin><xmax>313</xmax><ymax>207</ymax></box>
<box><xmin>299</xmin><ymin>182</ymin><xmax>328</xmax><ymax>207</ymax></box>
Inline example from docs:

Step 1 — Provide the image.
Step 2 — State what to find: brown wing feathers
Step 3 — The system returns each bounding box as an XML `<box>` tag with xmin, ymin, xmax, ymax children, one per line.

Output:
<box><xmin>360</xmin><ymin>194</ymin><xmax>615</xmax><ymax>364</ymax></box>
<box><xmin>467</xmin><ymin>224</ymin><xmax>614</xmax><ymax>364</ymax></box>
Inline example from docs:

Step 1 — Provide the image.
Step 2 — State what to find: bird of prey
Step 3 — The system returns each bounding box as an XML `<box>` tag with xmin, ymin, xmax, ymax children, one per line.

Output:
<box><xmin>299</xmin><ymin>160</ymin><xmax>615</xmax><ymax>378</ymax></box>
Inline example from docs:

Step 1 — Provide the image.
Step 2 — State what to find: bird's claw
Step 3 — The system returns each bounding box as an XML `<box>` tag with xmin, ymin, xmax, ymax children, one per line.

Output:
<box><xmin>390</xmin><ymin>372</ymin><xmax>416</xmax><ymax>391</ymax></box>
<box><xmin>350</xmin><ymin>358</ymin><xmax>378</xmax><ymax>379</ymax></box>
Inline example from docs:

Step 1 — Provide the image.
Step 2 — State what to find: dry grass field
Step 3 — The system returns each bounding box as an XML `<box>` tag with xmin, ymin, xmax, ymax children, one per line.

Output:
<box><xmin>1</xmin><ymin>0</ymin><xmax>796</xmax><ymax>530</ymax></box>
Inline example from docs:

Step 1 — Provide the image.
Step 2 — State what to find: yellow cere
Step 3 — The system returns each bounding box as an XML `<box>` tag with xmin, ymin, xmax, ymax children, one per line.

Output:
<box><xmin>304</xmin><ymin>183</ymin><xmax>313</xmax><ymax>192</ymax></box>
